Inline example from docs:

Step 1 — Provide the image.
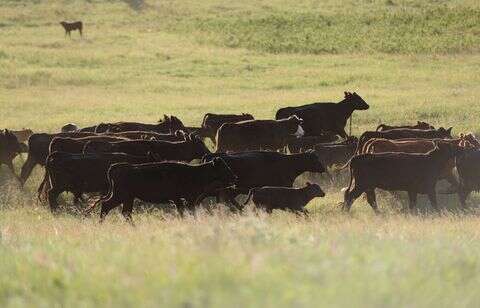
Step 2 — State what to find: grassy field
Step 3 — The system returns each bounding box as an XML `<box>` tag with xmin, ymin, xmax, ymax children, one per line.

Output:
<box><xmin>1</xmin><ymin>0</ymin><xmax>480</xmax><ymax>306</ymax></box>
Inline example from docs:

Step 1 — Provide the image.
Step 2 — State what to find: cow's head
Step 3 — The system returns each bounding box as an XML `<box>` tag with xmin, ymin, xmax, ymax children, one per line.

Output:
<box><xmin>211</xmin><ymin>157</ymin><xmax>238</xmax><ymax>187</ymax></box>
<box><xmin>1</xmin><ymin>129</ymin><xmax>22</xmax><ymax>157</ymax></box>
<box><xmin>305</xmin><ymin>182</ymin><xmax>325</xmax><ymax>198</ymax></box>
<box><xmin>301</xmin><ymin>150</ymin><xmax>326</xmax><ymax>173</ymax></box>
<box><xmin>437</xmin><ymin>127</ymin><xmax>453</xmax><ymax>139</ymax></box>
<box><xmin>344</xmin><ymin>91</ymin><xmax>369</xmax><ymax>110</ymax></box>
<box><xmin>285</xmin><ymin>115</ymin><xmax>305</xmax><ymax>138</ymax></box>
<box><xmin>190</xmin><ymin>134</ymin><xmax>211</xmax><ymax>157</ymax></box>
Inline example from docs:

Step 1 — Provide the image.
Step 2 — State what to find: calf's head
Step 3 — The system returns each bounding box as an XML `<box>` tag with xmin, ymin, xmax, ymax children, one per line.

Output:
<box><xmin>299</xmin><ymin>150</ymin><xmax>325</xmax><ymax>173</ymax></box>
<box><xmin>305</xmin><ymin>182</ymin><xmax>326</xmax><ymax>198</ymax></box>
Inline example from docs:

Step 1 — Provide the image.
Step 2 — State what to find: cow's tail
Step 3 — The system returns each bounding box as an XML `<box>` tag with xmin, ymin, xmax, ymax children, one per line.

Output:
<box><xmin>85</xmin><ymin>163</ymin><xmax>130</xmax><ymax>214</ymax></box>
<box><xmin>243</xmin><ymin>189</ymin><xmax>253</xmax><ymax>206</ymax></box>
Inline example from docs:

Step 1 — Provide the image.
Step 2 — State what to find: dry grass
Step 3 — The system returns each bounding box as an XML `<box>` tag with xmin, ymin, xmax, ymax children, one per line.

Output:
<box><xmin>1</xmin><ymin>0</ymin><xmax>480</xmax><ymax>307</ymax></box>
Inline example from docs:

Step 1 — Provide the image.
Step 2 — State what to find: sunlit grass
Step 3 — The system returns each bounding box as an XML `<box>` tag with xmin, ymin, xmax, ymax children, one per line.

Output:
<box><xmin>1</xmin><ymin>0</ymin><xmax>480</xmax><ymax>307</ymax></box>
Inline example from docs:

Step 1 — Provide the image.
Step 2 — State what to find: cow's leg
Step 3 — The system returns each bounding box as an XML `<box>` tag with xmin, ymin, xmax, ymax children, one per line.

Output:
<box><xmin>407</xmin><ymin>191</ymin><xmax>418</xmax><ymax>212</ymax></box>
<box><xmin>365</xmin><ymin>189</ymin><xmax>379</xmax><ymax>213</ymax></box>
<box><xmin>121</xmin><ymin>198</ymin><xmax>135</xmax><ymax>225</ymax></box>
<box><xmin>175</xmin><ymin>199</ymin><xmax>187</xmax><ymax>217</ymax></box>
<box><xmin>458</xmin><ymin>187</ymin><xmax>470</xmax><ymax>208</ymax></box>
<box><xmin>37</xmin><ymin>175</ymin><xmax>50</xmax><ymax>202</ymax></box>
<box><xmin>79</xmin><ymin>27</ymin><xmax>83</xmax><ymax>37</ymax></box>
<box><xmin>427</xmin><ymin>190</ymin><xmax>439</xmax><ymax>212</ymax></box>
<box><xmin>47</xmin><ymin>188</ymin><xmax>61</xmax><ymax>213</ymax></box>
<box><xmin>20</xmin><ymin>156</ymin><xmax>36</xmax><ymax>187</ymax></box>
<box><xmin>100</xmin><ymin>198</ymin><xmax>121</xmax><ymax>222</ymax></box>
<box><xmin>343</xmin><ymin>185</ymin><xmax>364</xmax><ymax>212</ymax></box>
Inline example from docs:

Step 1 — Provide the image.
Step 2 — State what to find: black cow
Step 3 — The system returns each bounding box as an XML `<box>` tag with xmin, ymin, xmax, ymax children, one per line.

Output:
<box><xmin>244</xmin><ymin>182</ymin><xmax>325</xmax><ymax>214</ymax></box>
<box><xmin>343</xmin><ymin>141</ymin><xmax>460</xmax><ymax>212</ymax></box>
<box><xmin>94</xmin><ymin>115</ymin><xmax>185</xmax><ymax>134</ymax></box>
<box><xmin>49</xmin><ymin>136</ymin><xmax>128</xmax><ymax>154</ymax></box>
<box><xmin>0</xmin><ymin>129</ymin><xmax>23</xmax><ymax>178</ymax></box>
<box><xmin>93</xmin><ymin>158</ymin><xmax>237</xmax><ymax>222</ymax></box>
<box><xmin>275</xmin><ymin>92</ymin><xmax>369</xmax><ymax>138</ymax></box>
<box><xmin>83</xmin><ymin>134</ymin><xmax>210</xmax><ymax>162</ymax></box>
<box><xmin>60</xmin><ymin>21</ymin><xmax>83</xmax><ymax>37</ymax></box>
<box><xmin>44</xmin><ymin>152</ymin><xmax>159</xmax><ymax>212</ymax></box>
<box><xmin>215</xmin><ymin>116</ymin><xmax>304</xmax><ymax>153</ymax></box>
<box><xmin>456</xmin><ymin>149</ymin><xmax>480</xmax><ymax>206</ymax></box>
<box><xmin>20</xmin><ymin>132</ymin><xmax>97</xmax><ymax>186</ymax></box>
<box><xmin>201</xmin><ymin>113</ymin><xmax>254</xmax><ymax>145</ymax></box>
<box><xmin>202</xmin><ymin>150</ymin><xmax>325</xmax><ymax>207</ymax></box>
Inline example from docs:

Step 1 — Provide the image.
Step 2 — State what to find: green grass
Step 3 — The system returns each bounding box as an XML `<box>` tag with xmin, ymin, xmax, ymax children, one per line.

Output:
<box><xmin>1</xmin><ymin>0</ymin><xmax>480</xmax><ymax>307</ymax></box>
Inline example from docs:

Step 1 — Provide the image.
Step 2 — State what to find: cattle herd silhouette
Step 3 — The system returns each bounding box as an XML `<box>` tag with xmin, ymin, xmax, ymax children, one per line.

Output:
<box><xmin>1</xmin><ymin>91</ymin><xmax>479</xmax><ymax>223</ymax></box>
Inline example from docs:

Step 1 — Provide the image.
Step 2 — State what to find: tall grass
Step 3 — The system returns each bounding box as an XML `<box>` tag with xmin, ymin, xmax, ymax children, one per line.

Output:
<box><xmin>1</xmin><ymin>0</ymin><xmax>480</xmax><ymax>306</ymax></box>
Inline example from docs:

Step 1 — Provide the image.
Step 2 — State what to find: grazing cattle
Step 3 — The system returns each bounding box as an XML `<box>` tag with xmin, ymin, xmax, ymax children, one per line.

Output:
<box><xmin>92</xmin><ymin>158</ymin><xmax>237</xmax><ymax>222</ymax></box>
<box><xmin>376</xmin><ymin>121</ymin><xmax>434</xmax><ymax>132</ymax></box>
<box><xmin>201</xmin><ymin>113</ymin><xmax>254</xmax><ymax>145</ymax></box>
<box><xmin>202</xmin><ymin>150</ymin><xmax>325</xmax><ymax>207</ymax></box>
<box><xmin>94</xmin><ymin>115</ymin><xmax>185</xmax><ymax>134</ymax></box>
<box><xmin>106</xmin><ymin>130</ymin><xmax>186</xmax><ymax>142</ymax></box>
<box><xmin>11</xmin><ymin>129</ymin><xmax>33</xmax><ymax>143</ymax></box>
<box><xmin>44</xmin><ymin>152</ymin><xmax>159</xmax><ymax>212</ymax></box>
<box><xmin>356</xmin><ymin>127</ymin><xmax>453</xmax><ymax>154</ymax></box>
<box><xmin>343</xmin><ymin>142</ymin><xmax>460</xmax><ymax>212</ymax></box>
<box><xmin>83</xmin><ymin>134</ymin><xmax>210</xmax><ymax>162</ymax></box>
<box><xmin>49</xmin><ymin>136</ymin><xmax>128</xmax><ymax>154</ymax></box>
<box><xmin>275</xmin><ymin>92</ymin><xmax>369</xmax><ymax>138</ymax></box>
<box><xmin>314</xmin><ymin>137</ymin><xmax>358</xmax><ymax>169</ymax></box>
<box><xmin>60</xmin><ymin>21</ymin><xmax>83</xmax><ymax>37</ymax></box>
<box><xmin>244</xmin><ymin>182</ymin><xmax>325</xmax><ymax>214</ymax></box>
<box><xmin>61</xmin><ymin>123</ymin><xmax>78</xmax><ymax>133</ymax></box>
<box><xmin>20</xmin><ymin>132</ymin><xmax>96</xmax><ymax>186</ymax></box>
<box><xmin>286</xmin><ymin>133</ymin><xmax>339</xmax><ymax>153</ymax></box>
<box><xmin>456</xmin><ymin>149</ymin><xmax>480</xmax><ymax>206</ymax></box>
<box><xmin>216</xmin><ymin>116</ymin><xmax>304</xmax><ymax>153</ymax></box>
<box><xmin>0</xmin><ymin>130</ymin><xmax>23</xmax><ymax>178</ymax></box>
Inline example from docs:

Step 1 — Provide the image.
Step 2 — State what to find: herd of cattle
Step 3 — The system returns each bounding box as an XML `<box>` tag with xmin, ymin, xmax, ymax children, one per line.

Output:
<box><xmin>1</xmin><ymin>91</ymin><xmax>480</xmax><ymax>222</ymax></box>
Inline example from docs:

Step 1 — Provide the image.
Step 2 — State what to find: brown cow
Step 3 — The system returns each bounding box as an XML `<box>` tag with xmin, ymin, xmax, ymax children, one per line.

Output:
<box><xmin>201</xmin><ymin>113</ymin><xmax>254</xmax><ymax>145</ymax></box>
<box><xmin>376</xmin><ymin>121</ymin><xmax>434</xmax><ymax>132</ymax></box>
<box><xmin>60</xmin><ymin>21</ymin><xmax>83</xmax><ymax>37</ymax></box>
<box><xmin>243</xmin><ymin>182</ymin><xmax>325</xmax><ymax>214</ymax></box>
<box><xmin>356</xmin><ymin>127</ymin><xmax>452</xmax><ymax>154</ymax></box>
<box><xmin>215</xmin><ymin>116</ymin><xmax>304</xmax><ymax>153</ymax></box>
<box><xmin>343</xmin><ymin>141</ymin><xmax>461</xmax><ymax>212</ymax></box>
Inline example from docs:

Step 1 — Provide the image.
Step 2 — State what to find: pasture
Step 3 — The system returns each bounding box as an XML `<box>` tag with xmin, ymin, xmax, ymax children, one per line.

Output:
<box><xmin>1</xmin><ymin>0</ymin><xmax>480</xmax><ymax>306</ymax></box>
